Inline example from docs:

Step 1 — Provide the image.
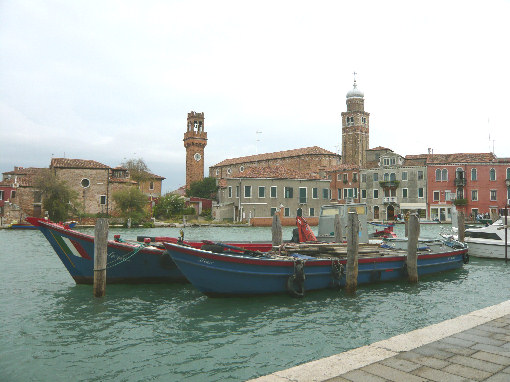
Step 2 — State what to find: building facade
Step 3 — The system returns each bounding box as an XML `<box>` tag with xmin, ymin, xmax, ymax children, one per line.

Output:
<box><xmin>209</xmin><ymin>146</ymin><xmax>340</xmax><ymax>181</ymax></box>
<box><xmin>1</xmin><ymin>167</ymin><xmax>45</xmax><ymax>221</ymax></box>
<box><xmin>360</xmin><ymin>150</ymin><xmax>428</xmax><ymax>220</ymax></box>
<box><xmin>213</xmin><ymin>167</ymin><xmax>331</xmax><ymax>225</ymax></box>
<box><xmin>1</xmin><ymin>159</ymin><xmax>164</xmax><ymax>222</ymax></box>
<box><xmin>423</xmin><ymin>153</ymin><xmax>510</xmax><ymax>221</ymax></box>
<box><xmin>328</xmin><ymin>164</ymin><xmax>361</xmax><ymax>205</ymax></box>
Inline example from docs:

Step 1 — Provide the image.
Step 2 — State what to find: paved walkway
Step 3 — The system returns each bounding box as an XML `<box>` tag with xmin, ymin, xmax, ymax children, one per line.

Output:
<box><xmin>251</xmin><ymin>300</ymin><xmax>510</xmax><ymax>382</ymax></box>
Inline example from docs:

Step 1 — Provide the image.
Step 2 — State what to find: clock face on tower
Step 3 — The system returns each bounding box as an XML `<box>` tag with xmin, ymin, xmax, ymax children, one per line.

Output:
<box><xmin>194</xmin><ymin>153</ymin><xmax>202</xmax><ymax>161</ymax></box>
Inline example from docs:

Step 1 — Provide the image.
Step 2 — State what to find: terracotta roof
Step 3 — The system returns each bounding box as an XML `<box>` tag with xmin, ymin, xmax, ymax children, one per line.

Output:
<box><xmin>143</xmin><ymin>171</ymin><xmax>165</xmax><ymax>180</ymax></box>
<box><xmin>51</xmin><ymin>158</ymin><xmax>110</xmax><ymax>169</ymax></box>
<box><xmin>405</xmin><ymin>152</ymin><xmax>496</xmax><ymax>164</ymax></box>
<box><xmin>228</xmin><ymin>166</ymin><xmax>322</xmax><ymax>180</ymax></box>
<box><xmin>212</xmin><ymin>146</ymin><xmax>338</xmax><ymax>167</ymax></box>
<box><xmin>0</xmin><ymin>180</ymin><xmax>15</xmax><ymax>187</ymax></box>
<box><xmin>2</xmin><ymin>167</ymin><xmax>45</xmax><ymax>176</ymax></box>
<box><xmin>16</xmin><ymin>177</ymin><xmax>37</xmax><ymax>187</ymax></box>
<box><xmin>367</xmin><ymin>146</ymin><xmax>392</xmax><ymax>151</ymax></box>
<box><xmin>171</xmin><ymin>185</ymin><xmax>187</xmax><ymax>196</ymax></box>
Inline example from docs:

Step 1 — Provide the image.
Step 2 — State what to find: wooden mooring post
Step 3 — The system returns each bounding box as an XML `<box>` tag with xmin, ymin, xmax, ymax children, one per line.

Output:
<box><xmin>93</xmin><ymin>218</ymin><xmax>109</xmax><ymax>297</ymax></box>
<box><xmin>345</xmin><ymin>211</ymin><xmax>359</xmax><ymax>294</ymax></box>
<box><xmin>334</xmin><ymin>214</ymin><xmax>342</xmax><ymax>243</ymax></box>
<box><xmin>406</xmin><ymin>213</ymin><xmax>419</xmax><ymax>283</ymax></box>
<box><xmin>272</xmin><ymin>213</ymin><xmax>282</xmax><ymax>246</ymax></box>
<box><xmin>457</xmin><ymin>211</ymin><xmax>465</xmax><ymax>243</ymax></box>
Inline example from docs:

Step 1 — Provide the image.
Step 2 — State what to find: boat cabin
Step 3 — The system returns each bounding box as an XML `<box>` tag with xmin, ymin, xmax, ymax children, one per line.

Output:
<box><xmin>317</xmin><ymin>203</ymin><xmax>369</xmax><ymax>243</ymax></box>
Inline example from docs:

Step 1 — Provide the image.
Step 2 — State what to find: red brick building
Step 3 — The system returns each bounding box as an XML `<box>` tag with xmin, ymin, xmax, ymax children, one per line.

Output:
<box><xmin>422</xmin><ymin>153</ymin><xmax>510</xmax><ymax>221</ymax></box>
<box><xmin>327</xmin><ymin>164</ymin><xmax>361</xmax><ymax>204</ymax></box>
<box><xmin>210</xmin><ymin>146</ymin><xmax>340</xmax><ymax>180</ymax></box>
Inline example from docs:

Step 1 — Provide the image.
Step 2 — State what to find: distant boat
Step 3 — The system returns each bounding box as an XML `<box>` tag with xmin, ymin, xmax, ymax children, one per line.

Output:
<box><xmin>163</xmin><ymin>241</ymin><xmax>469</xmax><ymax>297</ymax></box>
<box><xmin>369</xmin><ymin>222</ymin><xmax>397</xmax><ymax>238</ymax></box>
<box><xmin>10</xmin><ymin>220</ymin><xmax>76</xmax><ymax>230</ymax></box>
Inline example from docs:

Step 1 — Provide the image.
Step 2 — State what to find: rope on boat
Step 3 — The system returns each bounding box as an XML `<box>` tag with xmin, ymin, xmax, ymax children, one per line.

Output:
<box><xmin>287</xmin><ymin>259</ymin><xmax>306</xmax><ymax>298</ymax></box>
<box><xmin>106</xmin><ymin>238</ymin><xmax>149</xmax><ymax>269</ymax></box>
<box><xmin>331</xmin><ymin>259</ymin><xmax>344</xmax><ymax>290</ymax></box>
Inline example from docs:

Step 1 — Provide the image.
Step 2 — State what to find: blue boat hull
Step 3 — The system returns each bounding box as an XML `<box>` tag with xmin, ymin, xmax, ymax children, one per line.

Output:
<box><xmin>32</xmin><ymin>220</ymin><xmax>186</xmax><ymax>284</ymax></box>
<box><xmin>164</xmin><ymin>243</ymin><xmax>467</xmax><ymax>297</ymax></box>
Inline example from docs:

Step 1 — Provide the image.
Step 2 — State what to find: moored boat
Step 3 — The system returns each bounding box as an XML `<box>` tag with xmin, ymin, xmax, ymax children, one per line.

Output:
<box><xmin>163</xmin><ymin>241</ymin><xmax>469</xmax><ymax>297</ymax></box>
<box><xmin>463</xmin><ymin>218</ymin><xmax>509</xmax><ymax>259</ymax></box>
<box><xmin>26</xmin><ymin>217</ymin><xmax>273</xmax><ymax>284</ymax></box>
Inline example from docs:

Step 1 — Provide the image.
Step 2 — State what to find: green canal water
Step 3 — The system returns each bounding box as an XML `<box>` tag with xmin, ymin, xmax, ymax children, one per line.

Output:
<box><xmin>1</xmin><ymin>224</ymin><xmax>510</xmax><ymax>382</ymax></box>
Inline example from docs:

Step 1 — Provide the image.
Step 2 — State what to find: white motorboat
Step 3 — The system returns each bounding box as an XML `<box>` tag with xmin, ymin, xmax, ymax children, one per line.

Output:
<box><xmin>464</xmin><ymin>218</ymin><xmax>509</xmax><ymax>259</ymax></box>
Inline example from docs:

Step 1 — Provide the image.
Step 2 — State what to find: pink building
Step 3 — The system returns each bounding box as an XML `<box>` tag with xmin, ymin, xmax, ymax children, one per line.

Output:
<box><xmin>426</xmin><ymin>153</ymin><xmax>510</xmax><ymax>221</ymax></box>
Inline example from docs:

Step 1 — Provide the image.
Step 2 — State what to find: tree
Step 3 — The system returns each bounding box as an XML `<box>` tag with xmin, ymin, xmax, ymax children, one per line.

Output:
<box><xmin>112</xmin><ymin>187</ymin><xmax>148</xmax><ymax>222</ymax></box>
<box><xmin>153</xmin><ymin>193</ymin><xmax>185</xmax><ymax>219</ymax></box>
<box><xmin>120</xmin><ymin>158</ymin><xmax>152</xmax><ymax>184</ymax></box>
<box><xmin>35</xmin><ymin>169</ymin><xmax>80</xmax><ymax>221</ymax></box>
<box><xmin>186</xmin><ymin>177</ymin><xmax>218</xmax><ymax>199</ymax></box>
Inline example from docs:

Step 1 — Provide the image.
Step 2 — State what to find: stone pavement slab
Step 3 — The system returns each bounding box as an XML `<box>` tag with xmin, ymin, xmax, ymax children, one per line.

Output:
<box><xmin>249</xmin><ymin>300</ymin><xmax>510</xmax><ymax>382</ymax></box>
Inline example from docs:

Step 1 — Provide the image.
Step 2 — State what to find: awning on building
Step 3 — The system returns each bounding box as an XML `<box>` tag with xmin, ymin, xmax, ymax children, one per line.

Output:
<box><xmin>399</xmin><ymin>203</ymin><xmax>427</xmax><ymax>210</ymax></box>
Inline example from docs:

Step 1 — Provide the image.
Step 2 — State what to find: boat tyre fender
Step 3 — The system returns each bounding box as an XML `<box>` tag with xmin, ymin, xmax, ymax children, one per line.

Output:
<box><xmin>287</xmin><ymin>260</ymin><xmax>306</xmax><ymax>298</ymax></box>
<box><xmin>463</xmin><ymin>253</ymin><xmax>469</xmax><ymax>264</ymax></box>
<box><xmin>402</xmin><ymin>261</ymin><xmax>407</xmax><ymax>276</ymax></box>
<box><xmin>331</xmin><ymin>259</ymin><xmax>344</xmax><ymax>290</ymax></box>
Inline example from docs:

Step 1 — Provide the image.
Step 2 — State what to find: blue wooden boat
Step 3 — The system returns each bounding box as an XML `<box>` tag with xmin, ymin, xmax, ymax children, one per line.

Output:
<box><xmin>163</xmin><ymin>242</ymin><xmax>468</xmax><ymax>297</ymax></box>
<box><xmin>26</xmin><ymin>217</ymin><xmax>186</xmax><ymax>284</ymax></box>
<box><xmin>25</xmin><ymin>218</ymin><xmax>273</xmax><ymax>284</ymax></box>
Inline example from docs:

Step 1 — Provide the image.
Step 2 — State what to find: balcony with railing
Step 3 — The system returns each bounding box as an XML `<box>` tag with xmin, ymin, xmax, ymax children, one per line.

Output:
<box><xmin>379</xmin><ymin>180</ymin><xmax>400</xmax><ymax>189</ymax></box>
<box><xmin>383</xmin><ymin>196</ymin><xmax>398</xmax><ymax>204</ymax></box>
<box><xmin>454</xmin><ymin>177</ymin><xmax>467</xmax><ymax>187</ymax></box>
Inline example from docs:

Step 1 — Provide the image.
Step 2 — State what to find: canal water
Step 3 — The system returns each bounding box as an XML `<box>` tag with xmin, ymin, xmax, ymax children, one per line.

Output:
<box><xmin>1</xmin><ymin>224</ymin><xmax>510</xmax><ymax>382</ymax></box>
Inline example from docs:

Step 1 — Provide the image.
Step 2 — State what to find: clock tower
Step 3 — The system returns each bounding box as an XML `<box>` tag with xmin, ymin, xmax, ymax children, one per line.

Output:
<box><xmin>184</xmin><ymin>111</ymin><xmax>207</xmax><ymax>190</ymax></box>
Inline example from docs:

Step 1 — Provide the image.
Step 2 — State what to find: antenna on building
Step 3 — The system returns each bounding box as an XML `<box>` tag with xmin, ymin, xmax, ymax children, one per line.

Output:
<box><xmin>255</xmin><ymin>130</ymin><xmax>262</xmax><ymax>154</ymax></box>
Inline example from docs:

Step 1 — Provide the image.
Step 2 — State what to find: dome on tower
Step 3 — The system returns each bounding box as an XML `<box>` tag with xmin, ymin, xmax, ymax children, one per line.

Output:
<box><xmin>346</xmin><ymin>80</ymin><xmax>364</xmax><ymax>99</ymax></box>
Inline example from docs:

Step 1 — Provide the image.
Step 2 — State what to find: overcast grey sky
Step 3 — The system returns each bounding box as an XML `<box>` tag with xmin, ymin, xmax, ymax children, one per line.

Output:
<box><xmin>1</xmin><ymin>0</ymin><xmax>509</xmax><ymax>192</ymax></box>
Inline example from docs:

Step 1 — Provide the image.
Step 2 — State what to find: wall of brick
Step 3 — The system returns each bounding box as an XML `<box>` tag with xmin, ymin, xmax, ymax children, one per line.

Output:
<box><xmin>55</xmin><ymin>168</ymin><xmax>109</xmax><ymax>215</ymax></box>
<box><xmin>210</xmin><ymin>154</ymin><xmax>340</xmax><ymax>180</ymax></box>
<box><xmin>428</xmin><ymin>163</ymin><xmax>510</xmax><ymax>218</ymax></box>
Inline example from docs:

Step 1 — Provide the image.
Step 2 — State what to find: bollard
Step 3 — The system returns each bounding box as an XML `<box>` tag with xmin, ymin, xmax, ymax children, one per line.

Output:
<box><xmin>93</xmin><ymin>218</ymin><xmax>109</xmax><ymax>297</ymax></box>
<box><xmin>457</xmin><ymin>211</ymin><xmax>465</xmax><ymax>242</ymax></box>
<box><xmin>406</xmin><ymin>213</ymin><xmax>419</xmax><ymax>283</ymax></box>
<box><xmin>345</xmin><ymin>211</ymin><xmax>359</xmax><ymax>294</ymax></box>
<box><xmin>272</xmin><ymin>213</ymin><xmax>282</xmax><ymax>246</ymax></box>
<box><xmin>334</xmin><ymin>214</ymin><xmax>343</xmax><ymax>243</ymax></box>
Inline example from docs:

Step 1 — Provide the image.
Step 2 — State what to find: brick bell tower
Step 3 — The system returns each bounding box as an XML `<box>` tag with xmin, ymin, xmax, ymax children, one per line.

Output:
<box><xmin>183</xmin><ymin>111</ymin><xmax>207</xmax><ymax>190</ymax></box>
<box><xmin>341</xmin><ymin>73</ymin><xmax>370</xmax><ymax>167</ymax></box>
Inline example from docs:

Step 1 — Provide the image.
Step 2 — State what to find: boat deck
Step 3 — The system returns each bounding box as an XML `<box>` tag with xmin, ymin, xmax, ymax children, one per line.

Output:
<box><xmin>251</xmin><ymin>300</ymin><xmax>510</xmax><ymax>381</ymax></box>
